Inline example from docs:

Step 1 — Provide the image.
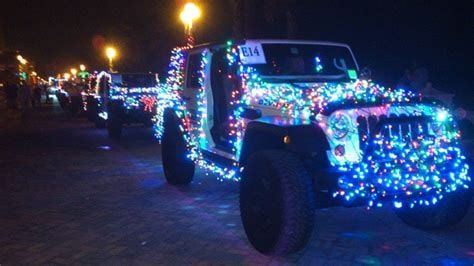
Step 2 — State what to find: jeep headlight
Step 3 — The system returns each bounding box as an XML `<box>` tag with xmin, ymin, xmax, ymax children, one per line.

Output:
<box><xmin>432</xmin><ymin>109</ymin><xmax>451</xmax><ymax>136</ymax></box>
<box><xmin>436</xmin><ymin>110</ymin><xmax>449</xmax><ymax>123</ymax></box>
<box><xmin>328</xmin><ymin>112</ymin><xmax>351</xmax><ymax>139</ymax></box>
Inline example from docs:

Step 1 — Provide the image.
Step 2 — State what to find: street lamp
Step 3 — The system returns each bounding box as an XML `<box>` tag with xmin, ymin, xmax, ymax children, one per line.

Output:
<box><xmin>180</xmin><ymin>2</ymin><xmax>201</xmax><ymax>46</ymax></box>
<box><xmin>79</xmin><ymin>64</ymin><xmax>86</xmax><ymax>71</ymax></box>
<box><xmin>105</xmin><ymin>47</ymin><xmax>117</xmax><ymax>72</ymax></box>
<box><xmin>70</xmin><ymin>68</ymin><xmax>78</xmax><ymax>76</ymax></box>
<box><xmin>17</xmin><ymin>55</ymin><xmax>27</xmax><ymax>65</ymax></box>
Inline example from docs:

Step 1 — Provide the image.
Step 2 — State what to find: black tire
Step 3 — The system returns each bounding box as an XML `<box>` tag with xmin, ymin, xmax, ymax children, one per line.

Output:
<box><xmin>143</xmin><ymin>115</ymin><xmax>154</xmax><ymax>128</ymax></box>
<box><xmin>161</xmin><ymin>110</ymin><xmax>195</xmax><ymax>185</ymax></box>
<box><xmin>394</xmin><ymin>189</ymin><xmax>472</xmax><ymax>230</ymax></box>
<box><xmin>86</xmin><ymin>97</ymin><xmax>97</xmax><ymax>122</ymax></box>
<box><xmin>95</xmin><ymin>116</ymin><xmax>106</xmax><ymax>128</ymax></box>
<box><xmin>240</xmin><ymin>150</ymin><xmax>315</xmax><ymax>256</ymax></box>
<box><xmin>57</xmin><ymin>93</ymin><xmax>67</xmax><ymax>110</ymax></box>
<box><xmin>107</xmin><ymin>110</ymin><xmax>123</xmax><ymax>138</ymax></box>
<box><xmin>69</xmin><ymin>97</ymin><xmax>82</xmax><ymax>115</ymax></box>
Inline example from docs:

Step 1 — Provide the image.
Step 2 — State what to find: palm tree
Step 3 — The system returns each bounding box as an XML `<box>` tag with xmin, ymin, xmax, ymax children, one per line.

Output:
<box><xmin>230</xmin><ymin>0</ymin><xmax>297</xmax><ymax>38</ymax></box>
<box><xmin>230</xmin><ymin>0</ymin><xmax>243</xmax><ymax>39</ymax></box>
<box><xmin>264</xmin><ymin>0</ymin><xmax>298</xmax><ymax>38</ymax></box>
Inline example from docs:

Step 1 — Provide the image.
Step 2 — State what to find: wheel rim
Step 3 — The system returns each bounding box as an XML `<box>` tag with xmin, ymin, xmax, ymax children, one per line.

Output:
<box><xmin>241</xmin><ymin>166</ymin><xmax>283</xmax><ymax>253</ymax></box>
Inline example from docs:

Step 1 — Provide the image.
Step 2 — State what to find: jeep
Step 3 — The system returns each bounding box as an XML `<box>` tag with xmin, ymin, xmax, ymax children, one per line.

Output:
<box><xmin>157</xmin><ymin>40</ymin><xmax>472</xmax><ymax>255</ymax></box>
<box><xmin>89</xmin><ymin>71</ymin><xmax>160</xmax><ymax>137</ymax></box>
<box><xmin>56</xmin><ymin>81</ymin><xmax>85</xmax><ymax>114</ymax></box>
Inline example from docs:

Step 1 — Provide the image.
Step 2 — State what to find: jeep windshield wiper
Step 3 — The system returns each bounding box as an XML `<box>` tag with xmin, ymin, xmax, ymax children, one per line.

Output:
<box><xmin>260</xmin><ymin>74</ymin><xmax>348</xmax><ymax>83</ymax></box>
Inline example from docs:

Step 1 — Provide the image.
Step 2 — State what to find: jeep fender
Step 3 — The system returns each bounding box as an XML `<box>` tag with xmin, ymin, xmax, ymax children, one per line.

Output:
<box><xmin>239</xmin><ymin>117</ymin><xmax>329</xmax><ymax>167</ymax></box>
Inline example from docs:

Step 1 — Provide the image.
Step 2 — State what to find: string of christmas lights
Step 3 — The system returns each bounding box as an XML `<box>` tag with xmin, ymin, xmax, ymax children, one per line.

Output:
<box><xmin>334</xmin><ymin>122</ymin><xmax>470</xmax><ymax>209</ymax></box>
<box><xmin>93</xmin><ymin>71</ymin><xmax>161</xmax><ymax>120</ymax></box>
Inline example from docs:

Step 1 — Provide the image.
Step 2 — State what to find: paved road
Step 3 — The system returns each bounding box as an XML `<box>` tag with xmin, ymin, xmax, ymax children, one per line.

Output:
<box><xmin>0</xmin><ymin>103</ymin><xmax>473</xmax><ymax>265</ymax></box>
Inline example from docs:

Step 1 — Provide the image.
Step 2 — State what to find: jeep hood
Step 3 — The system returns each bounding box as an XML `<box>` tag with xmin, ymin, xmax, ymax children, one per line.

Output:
<box><xmin>245</xmin><ymin>79</ymin><xmax>422</xmax><ymax>117</ymax></box>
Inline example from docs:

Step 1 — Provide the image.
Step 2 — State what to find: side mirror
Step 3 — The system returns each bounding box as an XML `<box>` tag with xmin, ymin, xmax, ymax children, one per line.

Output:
<box><xmin>240</xmin><ymin>107</ymin><xmax>262</xmax><ymax>120</ymax></box>
<box><xmin>360</xmin><ymin>67</ymin><xmax>372</xmax><ymax>80</ymax></box>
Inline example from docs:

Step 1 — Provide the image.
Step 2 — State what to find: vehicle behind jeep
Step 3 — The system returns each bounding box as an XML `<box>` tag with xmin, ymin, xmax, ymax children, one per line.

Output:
<box><xmin>156</xmin><ymin>40</ymin><xmax>472</xmax><ymax>256</ymax></box>
<box><xmin>90</xmin><ymin>72</ymin><xmax>160</xmax><ymax>137</ymax></box>
<box><xmin>57</xmin><ymin>81</ymin><xmax>88</xmax><ymax>114</ymax></box>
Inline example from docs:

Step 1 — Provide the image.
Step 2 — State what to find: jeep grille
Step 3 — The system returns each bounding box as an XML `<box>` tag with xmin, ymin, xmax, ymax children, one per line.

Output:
<box><xmin>357</xmin><ymin>114</ymin><xmax>432</xmax><ymax>151</ymax></box>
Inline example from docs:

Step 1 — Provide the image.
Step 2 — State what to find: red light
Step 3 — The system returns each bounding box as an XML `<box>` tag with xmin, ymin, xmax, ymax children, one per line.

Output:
<box><xmin>334</xmin><ymin>145</ymin><xmax>345</xmax><ymax>157</ymax></box>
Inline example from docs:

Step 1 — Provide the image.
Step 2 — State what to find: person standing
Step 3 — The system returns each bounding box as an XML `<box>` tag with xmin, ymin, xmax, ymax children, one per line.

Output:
<box><xmin>5</xmin><ymin>81</ymin><xmax>18</xmax><ymax>109</ymax></box>
<box><xmin>33</xmin><ymin>85</ymin><xmax>42</xmax><ymax>107</ymax></box>
<box><xmin>17</xmin><ymin>82</ymin><xmax>32</xmax><ymax>118</ymax></box>
<box><xmin>43</xmin><ymin>84</ymin><xmax>51</xmax><ymax>104</ymax></box>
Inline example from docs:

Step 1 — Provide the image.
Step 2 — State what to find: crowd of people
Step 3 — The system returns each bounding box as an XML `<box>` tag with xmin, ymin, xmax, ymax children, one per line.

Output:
<box><xmin>2</xmin><ymin>81</ymin><xmax>51</xmax><ymax>118</ymax></box>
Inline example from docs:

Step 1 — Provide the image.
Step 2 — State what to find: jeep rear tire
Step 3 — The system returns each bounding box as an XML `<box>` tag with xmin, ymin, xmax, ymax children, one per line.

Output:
<box><xmin>161</xmin><ymin>111</ymin><xmax>195</xmax><ymax>185</ymax></box>
<box><xmin>240</xmin><ymin>150</ymin><xmax>315</xmax><ymax>256</ymax></box>
<box><xmin>394</xmin><ymin>189</ymin><xmax>472</xmax><ymax>230</ymax></box>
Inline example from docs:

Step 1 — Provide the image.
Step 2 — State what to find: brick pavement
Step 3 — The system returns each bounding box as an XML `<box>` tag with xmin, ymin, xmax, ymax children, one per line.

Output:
<box><xmin>0</xmin><ymin>103</ymin><xmax>473</xmax><ymax>265</ymax></box>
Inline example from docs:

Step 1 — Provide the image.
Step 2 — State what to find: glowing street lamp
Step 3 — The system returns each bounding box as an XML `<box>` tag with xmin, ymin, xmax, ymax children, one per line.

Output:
<box><xmin>17</xmin><ymin>55</ymin><xmax>27</xmax><ymax>65</ymax></box>
<box><xmin>64</xmin><ymin>73</ymin><xmax>71</xmax><ymax>80</ymax></box>
<box><xmin>70</xmin><ymin>68</ymin><xmax>78</xmax><ymax>76</ymax></box>
<box><xmin>180</xmin><ymin>2</ymin><xmax>201</xmax><ymax>46</ymax></box>
<box><xmin>105</xmin><ymin>47</ymin><xmax>117</xmax><ymax>72</ymax></box>
<box><xmin>79</xmin><ymin>64</ymin><xmax>86</xmax><ymax>71</ymax></box>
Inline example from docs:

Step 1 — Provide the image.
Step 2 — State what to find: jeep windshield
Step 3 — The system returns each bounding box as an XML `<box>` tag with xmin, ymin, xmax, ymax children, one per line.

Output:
<box><xmin>245</xmin><ymin>43</ymin><xmax>358</xmax><ymax>82</ymax></box>
<box><xmin>111</xmin><ymin>74</ymin><xmax>157</xmax><ymax>88</ymax></box>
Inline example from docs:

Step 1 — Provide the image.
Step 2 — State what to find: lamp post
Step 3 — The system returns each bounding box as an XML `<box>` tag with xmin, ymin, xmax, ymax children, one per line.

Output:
<box><xmin>180</xmin><ymin>2</ymin><xmax>201</xmax><ymax>46</ymax></box>
<box><xmin>105</xmin><ymin>47</ymin><xmax>117</xmax><ymax>72</ymax></box>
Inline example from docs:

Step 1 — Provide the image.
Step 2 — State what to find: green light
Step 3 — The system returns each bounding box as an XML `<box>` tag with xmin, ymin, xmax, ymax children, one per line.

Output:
<box><xmin>347</xmin><ymin>69</ymin><xmax>358</xmax><ymax>80</ymax></box>
<box><xmin>78</xmin><ymin>71</ymin><xmax>89</xmax><ymax>79</ymax></box>
<box><xmin>20</xmin><ymin>72</ymin><xmax>27</xmax><ymax>80</ymax></box>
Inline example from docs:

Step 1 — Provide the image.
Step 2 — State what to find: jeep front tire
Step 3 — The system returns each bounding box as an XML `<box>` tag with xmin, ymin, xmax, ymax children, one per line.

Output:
<box><xmin>95</xmin><ymin>116</ymin><xmax>106</xmax><ymax>128</ymax></box>
<box><xmin>240</xmin><ymin>150</ymin><xmax>316</xmax><ymax>255</ymax></box>
<box><xmin>161</xmin><ymin>111</ymin><xmax>195</xmax><ymax>185</ymax></box>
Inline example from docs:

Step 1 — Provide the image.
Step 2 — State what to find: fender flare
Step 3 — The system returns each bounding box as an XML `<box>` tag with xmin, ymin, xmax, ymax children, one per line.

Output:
<box><xmin>239</xmin><ymin>118</ymin><xmax>329</xmax><ymax>167</ymax></box>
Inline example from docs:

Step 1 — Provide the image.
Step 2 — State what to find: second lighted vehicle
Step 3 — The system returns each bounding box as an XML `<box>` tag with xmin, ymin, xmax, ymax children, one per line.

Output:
<box><xmin>55</xmin><ymin>81</ymin><xmax>88</xmax><ymax>114</ymax></box>
<box><xmin>156</xmin><ymin>40</ymin><xmax>472</xmax><ymax>255</ymax></box>
<box><xmin>88</xmin><ymin>72</ymin><xmax>161</xmax><ymax>137</ymax></box>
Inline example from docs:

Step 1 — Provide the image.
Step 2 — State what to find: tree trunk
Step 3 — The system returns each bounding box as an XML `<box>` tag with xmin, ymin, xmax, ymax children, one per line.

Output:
<box><xmin>230</xmin><ymin>0</ymin><xmax>243</xmax><ymax>39</ymax></box>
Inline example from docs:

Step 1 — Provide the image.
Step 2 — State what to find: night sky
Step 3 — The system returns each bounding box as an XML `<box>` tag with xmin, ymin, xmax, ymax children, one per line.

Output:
<box><xmin>2</xmin><ymin>0</ymin><xmax>472</xmax><ymax>105</ymax></box>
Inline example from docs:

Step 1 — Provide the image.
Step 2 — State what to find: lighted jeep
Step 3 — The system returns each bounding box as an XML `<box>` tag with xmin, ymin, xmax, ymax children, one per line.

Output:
<box><xmin>91</xmin><ymin>72</ymin><xmax>161</xmax><ymax>137</ymax></box>
<box><xmin>156</xmin><ymin>40</ymin><xmax>472</xmax><ymax>255</ymax></box>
